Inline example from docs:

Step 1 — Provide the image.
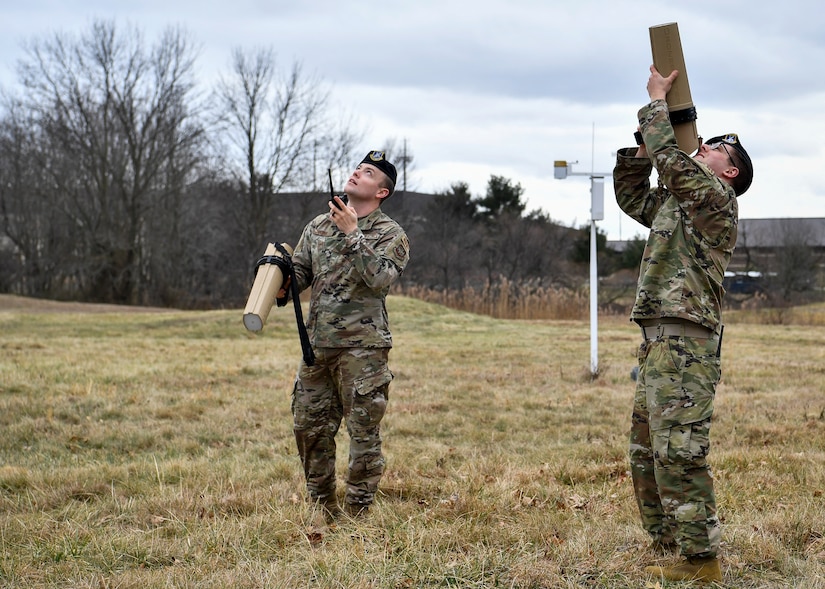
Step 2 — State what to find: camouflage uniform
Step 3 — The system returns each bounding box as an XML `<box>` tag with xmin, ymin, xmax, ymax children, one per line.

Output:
<box><xmin>289</xmin><ymin>207</ymin><xmax>409</xmax><ymax>512</ymax></box>
<box><xmin>613</xmin><ymin>99</ymin><xmax>738</xmax><ymax>558</ymax></box>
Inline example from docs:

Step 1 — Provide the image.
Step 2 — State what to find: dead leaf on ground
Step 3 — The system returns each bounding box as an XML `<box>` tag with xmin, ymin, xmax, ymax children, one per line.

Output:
<box><xmin>305</xmin><ymin>526</ymin><xmax>325</xmax><ymax>546</ymax></box>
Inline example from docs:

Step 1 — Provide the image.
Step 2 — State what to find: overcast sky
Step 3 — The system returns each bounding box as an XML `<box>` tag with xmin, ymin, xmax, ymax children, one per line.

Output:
<box><xmin>2</xmin><ymin>0</ymin><xmax>824</xmax><ymax>240</ymax></box>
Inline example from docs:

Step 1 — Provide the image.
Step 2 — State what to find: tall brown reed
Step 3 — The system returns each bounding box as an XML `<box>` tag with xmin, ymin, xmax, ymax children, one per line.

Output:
<box><xmin>397</xmin><ymin>277</ymin><xmax>593</xmax><ymax>320</ymax></box>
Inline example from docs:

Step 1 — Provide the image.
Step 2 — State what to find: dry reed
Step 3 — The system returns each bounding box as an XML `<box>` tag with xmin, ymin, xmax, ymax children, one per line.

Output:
<box><xmin>398</xmin><ymin>277</ymin><xmax>593</xmax><ymax>320</ymax></box>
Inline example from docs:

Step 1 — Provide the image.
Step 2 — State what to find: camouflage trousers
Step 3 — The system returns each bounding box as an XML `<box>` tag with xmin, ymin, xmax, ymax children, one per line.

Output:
<box><xmin>292</xmin><ymin>347</ymin><xmax>392</xmax><ymax>510</ymax></box>
<box><xmin>629</xmin><ymin>330</ymin><xmax>722</xmax><ymax>558</ymax></box>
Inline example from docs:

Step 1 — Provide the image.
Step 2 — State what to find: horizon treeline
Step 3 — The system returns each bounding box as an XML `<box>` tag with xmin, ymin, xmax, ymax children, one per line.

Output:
<box><xmin>1</xmin><ymin>19</ymin><xmax>637</xmax><ymax>309</ymax></box>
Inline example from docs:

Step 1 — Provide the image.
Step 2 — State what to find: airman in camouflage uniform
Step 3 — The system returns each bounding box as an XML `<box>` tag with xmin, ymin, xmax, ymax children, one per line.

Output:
<box><xmin>287</xmin><ymin>151</ymin><xmax>409</xmax><ymax>519</ymax></box>
<box><xmin>613</xmin><ymin>66</ymin><xmax>753</xmax><ymax>582</ymax></box>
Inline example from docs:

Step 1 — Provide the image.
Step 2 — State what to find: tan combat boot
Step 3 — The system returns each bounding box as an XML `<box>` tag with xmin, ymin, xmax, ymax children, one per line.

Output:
<box><xmin>645</xmin><ymin>556</ymin><xmax>722</xmax><ymax>582</ymax></box>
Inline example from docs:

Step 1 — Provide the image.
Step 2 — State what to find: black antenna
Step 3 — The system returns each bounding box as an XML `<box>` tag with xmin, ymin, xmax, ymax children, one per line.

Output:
<box><xmin>328</xmin><ymin>168</ymin><xmax>347</xmax><ymax>209</ymax></box>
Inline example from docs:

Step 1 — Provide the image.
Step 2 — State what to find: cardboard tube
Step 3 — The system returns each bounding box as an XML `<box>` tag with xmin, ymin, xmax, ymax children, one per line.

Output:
<box><xmin>649</xmin><ymin>23</ymin><xmax>700</xmax><ymax>154</ymax></box>
<box><xmin>243</xmin><ymin>242</ymin><xmax>293</xmax><ymax>332</ymax></box>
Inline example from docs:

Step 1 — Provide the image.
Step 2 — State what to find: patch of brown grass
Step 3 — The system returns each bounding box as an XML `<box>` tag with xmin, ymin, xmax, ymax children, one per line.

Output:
<box><xmin>0</xmin><ymin>295</ymin><xmax>823</xmax><ymax>587</ymax></box>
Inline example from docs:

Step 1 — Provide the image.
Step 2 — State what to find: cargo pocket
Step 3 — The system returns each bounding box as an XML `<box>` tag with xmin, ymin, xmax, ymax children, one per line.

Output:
<box><xmin>659</xmin><ymin>421</ymin><xmax>710</xmax><ymax>465</ymax></box>
<box><xmin>354</xmin><ymin>366</ymin><xmax>392</xmax><ymax>395</ymax></box>
<box><xmin>648</xmin><ymin>338</ymin><xmax>715</xmax><ymax>431</ymax></box>
<box><xmin>352</xmin><ymin>367</ymin><xmax>393</xmax><ymax>426</ymax></box>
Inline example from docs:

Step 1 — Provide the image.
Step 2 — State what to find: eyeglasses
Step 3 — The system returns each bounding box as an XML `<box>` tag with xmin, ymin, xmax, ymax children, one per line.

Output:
<box><xmin>706</xmin><ymin>140</ymin><xmax>737</xmax><ymax>169</ymax></box>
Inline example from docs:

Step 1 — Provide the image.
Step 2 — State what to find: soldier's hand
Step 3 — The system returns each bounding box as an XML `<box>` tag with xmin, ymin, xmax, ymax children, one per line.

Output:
<box><xmin>329</xmin><ymin>198</ymin><xmax>358</xmax><ymax>235</ymax></box>
<box><xmin>647</xmin><ymin>64</ymin><xmax>678</xmax><ymax>102</ymax></box>
<box><xmin>277</xmin><ymin>275</ymin><xmax>291</xmax><ymax>299</ymax></box>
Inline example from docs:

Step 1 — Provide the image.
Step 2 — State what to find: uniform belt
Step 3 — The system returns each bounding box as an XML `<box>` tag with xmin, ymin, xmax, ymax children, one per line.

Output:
<box><xmin>639</xmin><ymin>321</ymin><xmax>716</xmax><ymax>341</ymax></box>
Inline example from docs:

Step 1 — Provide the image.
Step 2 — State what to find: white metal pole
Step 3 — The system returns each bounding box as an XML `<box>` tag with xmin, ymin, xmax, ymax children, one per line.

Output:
<box><xmin>590</xmin><ymin>213</ymin><xmax>598</xmax><ymax>376</ymax></box>
<box><xmin>553</xmin><ymin>160</ymin><xmax>608</xmax><ymax>378</ymax></box>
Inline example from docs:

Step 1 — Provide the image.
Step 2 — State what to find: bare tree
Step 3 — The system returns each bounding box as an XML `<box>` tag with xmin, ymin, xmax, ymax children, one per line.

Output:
<box><xmin>0</xmin><ymin>98</ymin><xmax>67</xmax><ymax>295</ymax></box>
<box><xmin>476</xmin><ymin>176</ymin><xmax>527</xmax><ymax>284</ymax></box>
<box><xmin>13</xmin><ymin>20</ymin><xmax>206</xmax><ymax>303</ymax></box>
<box><xmin>378</xmin><ymin>137</ymin><xmax>417</xmax><ymax>195</ymax></box>
<box><xmin>417</xmin><ymin>182</ymin><xmax>480</xmax><ymax>289</ymax></box>
<box><xmin>212</xmin><ymin>47</ymin><xmax>359</xmax><ymax>255</ymax></box>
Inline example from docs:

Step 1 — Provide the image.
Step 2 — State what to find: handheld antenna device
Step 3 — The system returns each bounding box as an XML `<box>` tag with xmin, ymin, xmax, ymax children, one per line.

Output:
<box><xmin>328</xmin><ymin>168</ymin><xmax>348</xmax><ymax>209</ymax></box>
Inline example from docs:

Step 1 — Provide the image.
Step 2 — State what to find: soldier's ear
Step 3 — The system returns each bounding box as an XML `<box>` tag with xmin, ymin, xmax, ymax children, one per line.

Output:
<box><xmin>722</xmin><ymin>167</ymin><xmax>740</xmax><ymax>180</ymax></box>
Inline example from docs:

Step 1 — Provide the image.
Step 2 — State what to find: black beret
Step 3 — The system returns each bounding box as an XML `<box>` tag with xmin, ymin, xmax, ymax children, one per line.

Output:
<box><xmin>360</xmin><ymin>151</ymin><xmax>397</xmax><ymax>188</ymax></box>
<box><xmin>705</xmin><ymin>133</ymin><xmax>753</xmax><ymax>195</ymax></box>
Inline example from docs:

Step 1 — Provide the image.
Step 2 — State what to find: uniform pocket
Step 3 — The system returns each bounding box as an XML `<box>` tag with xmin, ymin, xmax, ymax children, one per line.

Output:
<box><xmin>350</xmin><ymin>367</ymin><xmax>392</xmax><ymax>427</ymax></box>
<box><xmin>646</xmin><ymin>337</ymin><xmax>718</xmax><ymax>430</ymax></box>
<box><xmin>657</xmin><ymin>420</ymin><xmax>711</xmax><ymax>466</ymax></box>
<box><xmin>354</xmin><ymin>367</ymin><xmax>393</xmax><ymax>397</ymax></box>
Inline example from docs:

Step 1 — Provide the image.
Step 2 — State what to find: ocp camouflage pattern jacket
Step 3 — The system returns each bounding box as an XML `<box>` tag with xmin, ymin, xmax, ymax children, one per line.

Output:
<box><xmin>613</xmin><ymin>98</ymin><xmax>738</xmax><ymax>332</ymax></box>
<box><xmin>292</xmin><ymin>207</ymin><xmax>409</xmax><ymax>348</ymax></box>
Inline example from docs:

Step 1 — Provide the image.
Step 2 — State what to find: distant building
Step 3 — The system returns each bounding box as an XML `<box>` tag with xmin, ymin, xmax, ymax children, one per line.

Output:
<box><xmin>732</xmin><ymin>217</ymin><xmax>825</xmax><ymax>272</ymax></box>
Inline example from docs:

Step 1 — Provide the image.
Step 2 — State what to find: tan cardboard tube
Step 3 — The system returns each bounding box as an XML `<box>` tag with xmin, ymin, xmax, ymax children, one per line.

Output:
<box><xmin>649</xmin><ymin>23</ymin><xmax>700</xmax><ymax>154</ymax></box>
<box><xmin>243</xmin><ymin>242</ymin><xmax>294</xmax><ymax>332</ymax></box>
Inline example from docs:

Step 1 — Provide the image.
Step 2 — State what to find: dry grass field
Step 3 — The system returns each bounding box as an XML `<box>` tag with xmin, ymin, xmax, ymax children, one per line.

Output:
<box><xmin>0</xmin><ymin>294</ymin><xmax>823</xmax><ymax>588</ymax></box>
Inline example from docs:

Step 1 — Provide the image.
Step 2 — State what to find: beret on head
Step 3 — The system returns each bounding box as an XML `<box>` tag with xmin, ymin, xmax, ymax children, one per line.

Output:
<box><xmin>360</xmin><ymin>151</ymin><xmax>397</xmax><ymax>188</ymax></box>
<box><xmin>705</xmin><ymin>133</ymin><xmax>753</xmax><ymax>196</ymax></box>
